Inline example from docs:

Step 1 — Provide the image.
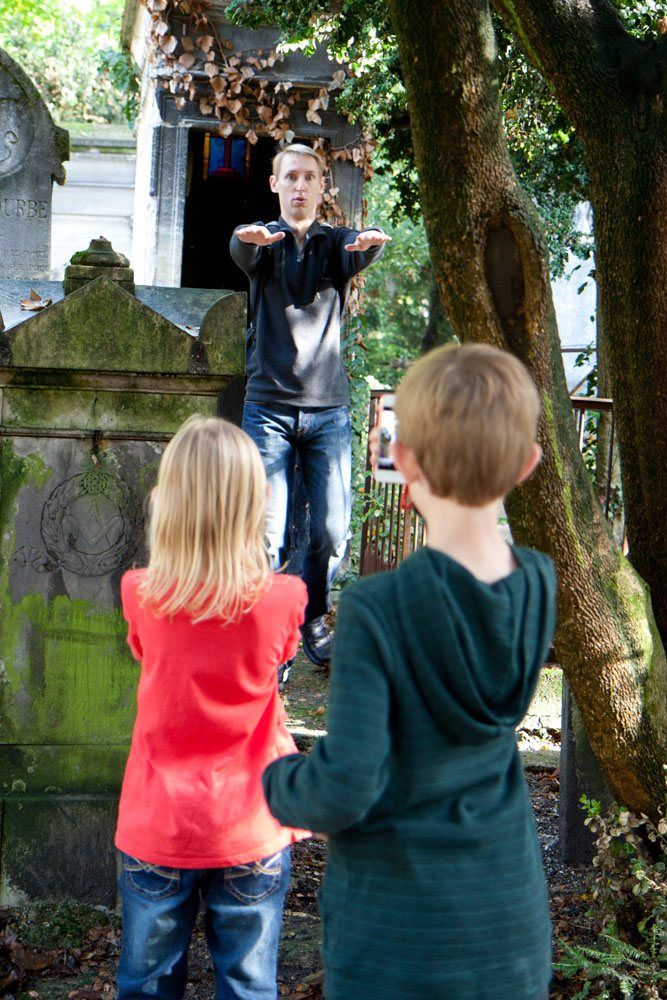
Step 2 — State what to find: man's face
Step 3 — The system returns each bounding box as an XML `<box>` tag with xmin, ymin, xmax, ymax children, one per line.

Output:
<box><xmin>270</xmin><ymin>153</ymin><xmax>325</xmax><ymax>221</ymax></box>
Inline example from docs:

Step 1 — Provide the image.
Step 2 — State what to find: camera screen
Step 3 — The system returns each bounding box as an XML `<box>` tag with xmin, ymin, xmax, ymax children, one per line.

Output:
<box><xmin>378</xmin><ymin>406</ymin><xmax>397</xmax><ymax>469</ymax></box>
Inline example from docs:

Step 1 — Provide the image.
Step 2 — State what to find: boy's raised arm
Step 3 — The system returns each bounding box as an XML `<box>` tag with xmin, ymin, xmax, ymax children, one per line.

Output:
<box><xmin>263</xmin><ymin>588</ymin><xmax>391</xmax><ymax>834</ymax></box>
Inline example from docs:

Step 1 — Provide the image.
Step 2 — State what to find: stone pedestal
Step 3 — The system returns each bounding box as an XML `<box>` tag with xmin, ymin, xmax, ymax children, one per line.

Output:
<box><xmin>64</xmin><ymin>236</ymin><xmax>135</xmax><ymax>296</ymax></box>
<box><xmin>0</xmin><ymin>48</ymin><xmax>69</xmax><ymax>279</ymax></box>
<box><xmin>0</xmin><ymin>275</ymin><xmax>245</xmax><ymax>904</ymax></box>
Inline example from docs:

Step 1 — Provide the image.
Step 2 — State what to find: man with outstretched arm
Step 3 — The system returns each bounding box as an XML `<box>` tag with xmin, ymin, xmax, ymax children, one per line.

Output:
<box><xmin>230</xmin><ymin>143</ymin><xmax>389</xmax><ymax>673</ymax></box>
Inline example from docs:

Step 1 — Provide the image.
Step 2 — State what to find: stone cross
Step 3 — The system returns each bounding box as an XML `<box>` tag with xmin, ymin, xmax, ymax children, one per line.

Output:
<box><xmin>0</xmin><ymin>48</ymin><xmax>69</xmax><ymax>279</ymax></box>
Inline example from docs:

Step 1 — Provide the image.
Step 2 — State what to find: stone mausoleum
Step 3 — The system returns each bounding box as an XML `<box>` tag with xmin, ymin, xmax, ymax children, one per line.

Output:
<box><xmin>0</xmin><ymin>243</ymin><xmax>246</xmax><ymax>905</ymax></box>
<box><xmin>121</xmin><ymin>0</ymin><xmax>366</xmax><ymax>287</ymax></box>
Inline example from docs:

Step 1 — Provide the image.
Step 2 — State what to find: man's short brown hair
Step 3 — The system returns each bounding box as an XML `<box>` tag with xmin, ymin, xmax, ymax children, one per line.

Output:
<box><xmin>272</xmin><ymin>143</ymin><xmax>325</xmax><ymax>178</ymax></box>
<box><xmin>394</xmin><ymin>343</ymin><xmax>540</xmax><ymax>506</ymax></box>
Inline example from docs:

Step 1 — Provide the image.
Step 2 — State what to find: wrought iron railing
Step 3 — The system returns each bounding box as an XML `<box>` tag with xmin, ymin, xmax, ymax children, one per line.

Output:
<box><xmin>359</xmin><ymin>391</ymin><xmax>621</xmax><ymax>577</ymax></box>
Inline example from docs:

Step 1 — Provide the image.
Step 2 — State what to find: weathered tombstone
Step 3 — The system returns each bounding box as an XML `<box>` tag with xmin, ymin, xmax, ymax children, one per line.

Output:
<box><xmin>0</xmin><ymin>252</ymin><xmax>245</xmax><ymax>904</ymax></box>
<box><xmin>559</xmin><ymin>681</ymin><xmax>614</xmax><ymax>864</ymax></box>
<box><xmin>0</xmin><ymin>48</ymin><xmax>69</xmax><ymax>279</ymax></box>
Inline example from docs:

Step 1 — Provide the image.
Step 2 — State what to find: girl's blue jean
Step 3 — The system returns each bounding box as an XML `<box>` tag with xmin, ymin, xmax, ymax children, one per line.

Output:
<box><xmin>116</xmin><ymin>847</ymin><xmax>291</xmax><ymax>1000</ymax></box>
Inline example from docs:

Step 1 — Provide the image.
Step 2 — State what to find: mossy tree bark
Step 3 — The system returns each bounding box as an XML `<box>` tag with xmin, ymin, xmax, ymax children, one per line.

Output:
<box><xmin>386</xmin><ymin>0</ymin><xmax>667</xmax><ymax>817</ymax></box>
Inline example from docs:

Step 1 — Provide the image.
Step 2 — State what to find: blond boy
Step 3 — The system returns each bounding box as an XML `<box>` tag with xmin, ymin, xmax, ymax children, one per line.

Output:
<box><xmin>263</xmin><ymin>344</ymin><xmax>556</xmax><ymax>1000</ymax></box>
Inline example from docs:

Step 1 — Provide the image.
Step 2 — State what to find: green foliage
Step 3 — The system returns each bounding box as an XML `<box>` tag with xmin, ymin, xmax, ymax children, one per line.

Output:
<box><xmin>558</xmin><ymin>931</ymin><xmax>665</xmax><ymax>998</ymax></box>
<box><xmin>612</xmin><ymin>1</ymin><xmax>667</xmax><ymax>36</ymax></box>
<box><xmin>0</xmin><ymin>0</ymin><xmax>138</xmax><ymax>124</ymax></box>
<box><xmin>358</xmin><ymin>172</ymin><xmax>449</xmax><ymax>386</ymax></box>
<box><xmin>556</xmin><ymin>793</ymin><xmax>667</xmax><ymax>998</ymax></box>
<box><xmin>495</xmin><ymin>20</ymin><xmax>592</xmax><ymax>278</ymax></box>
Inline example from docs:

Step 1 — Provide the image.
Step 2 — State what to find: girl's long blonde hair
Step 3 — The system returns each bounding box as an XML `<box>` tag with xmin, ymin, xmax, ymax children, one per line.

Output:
<box><xmin>140</xmin><ymin>416</ymin><xmax>271</xmax><ymax>623</ymax></box>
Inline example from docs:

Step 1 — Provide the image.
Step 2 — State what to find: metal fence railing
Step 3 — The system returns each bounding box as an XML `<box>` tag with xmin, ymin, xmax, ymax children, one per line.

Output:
<box><xmin>359</xmin><ymin>391</ymin><xmax>621</xmax><ymax>577</ymax></box>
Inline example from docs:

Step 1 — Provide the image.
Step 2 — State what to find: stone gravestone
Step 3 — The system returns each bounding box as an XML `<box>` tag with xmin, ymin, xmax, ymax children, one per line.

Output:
<box><xmin>0</xmin><ymin>250</ymin><xmax>245</xmax><ymax>905</ymax></box>
<box><xmin>0</xmin><ymin>48</ymin><xmax>69</xmax><ymax>279</ymax></box>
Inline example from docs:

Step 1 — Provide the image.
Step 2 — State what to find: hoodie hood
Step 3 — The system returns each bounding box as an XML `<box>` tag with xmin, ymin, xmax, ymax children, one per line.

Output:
<box><xmin>396</xmin><ymin>546</ymin><xmax>556</xmax><ymax>745</ymax></box>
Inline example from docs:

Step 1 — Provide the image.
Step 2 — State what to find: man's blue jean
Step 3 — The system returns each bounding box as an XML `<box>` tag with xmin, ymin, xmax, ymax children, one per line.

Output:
<box><xmin>116</xmin><ymin>847</ymin><xmax>290</xmax><ymax>1000</ymax></box>
<box><xmin>242</xmin><ymin>402</ymin><xmax>352</xmax><ymax>622</ymax></box>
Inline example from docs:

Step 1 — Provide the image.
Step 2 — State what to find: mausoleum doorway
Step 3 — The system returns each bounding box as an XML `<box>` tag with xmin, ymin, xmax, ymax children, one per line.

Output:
<box><xmin>181</xmin><ymin>130</ymin><xmax>278</xmax><ymax>291</ymax></box>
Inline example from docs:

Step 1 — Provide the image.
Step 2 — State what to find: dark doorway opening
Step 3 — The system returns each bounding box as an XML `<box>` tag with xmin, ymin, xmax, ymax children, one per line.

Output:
<box><xmin>181</xmin><ymin>131</ymin><xmax>278</xmax><ymax>291</ymax></box>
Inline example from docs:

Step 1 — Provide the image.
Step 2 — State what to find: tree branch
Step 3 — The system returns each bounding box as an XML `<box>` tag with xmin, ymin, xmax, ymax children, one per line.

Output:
<box><xmin>491</xmin><ymin>0</ymin><xmax>641</xmax><ymax>136</ymax></box>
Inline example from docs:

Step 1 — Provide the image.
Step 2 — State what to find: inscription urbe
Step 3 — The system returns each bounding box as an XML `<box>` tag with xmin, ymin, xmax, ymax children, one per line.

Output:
<box><xmin>0</xmin><ymin>197</ymin><xmax>48</xmax><ymax>218</ymax></box>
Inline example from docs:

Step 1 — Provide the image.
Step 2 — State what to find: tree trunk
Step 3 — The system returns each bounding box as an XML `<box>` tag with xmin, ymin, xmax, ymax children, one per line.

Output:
<box><xmin>493</xmin><ymin>0</ymin><xmax>667</xmax><ymax>671</ymax></box>
<box><xmin>386</xmin><ymin>0</ymin><xmax>667</xmax><ymax>817</ymax></box>
<box><xmin>421</xmin><ymin>271</ymin><xmax>455</xmax><ymax>353</ymax></box>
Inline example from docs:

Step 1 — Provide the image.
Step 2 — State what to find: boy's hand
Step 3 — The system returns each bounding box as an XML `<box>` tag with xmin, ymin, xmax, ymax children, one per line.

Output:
<box><xmin>236</xmin><ymin>225</ymin><xmax>286</xmax><ymax>247</ymax></box>
<box><xmin>344</xmin><ymin>230</ymin><xmax>392</xmax><ymax>252</ymax></box>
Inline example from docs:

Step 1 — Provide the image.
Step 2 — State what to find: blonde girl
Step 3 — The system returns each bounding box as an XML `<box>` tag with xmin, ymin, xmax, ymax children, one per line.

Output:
<box><xmin>115</xmin><ymin>416</ymin><xmax>307</xmax><ymax>1000</ymax></box>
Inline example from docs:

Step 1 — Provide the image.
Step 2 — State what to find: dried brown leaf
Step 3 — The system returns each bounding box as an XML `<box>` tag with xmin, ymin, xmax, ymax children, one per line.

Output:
<box><xmin>20</xmin><ymin>292</ymin><xmax>51</xmax><ymax>311</ymax></box>
<box><xmin>246</xmin><ymin>129</ymin><xmax>258</xmax><ymax>145</ymax></box>
<box><xmin>160</xmin><ymin>34</ymin><xmax>178</xmax><ymax>55</ymax></box>
<box><xmin>178</xmin><ymin>52</ymin><xmax>196</xmax><ymax>69</ymax></box>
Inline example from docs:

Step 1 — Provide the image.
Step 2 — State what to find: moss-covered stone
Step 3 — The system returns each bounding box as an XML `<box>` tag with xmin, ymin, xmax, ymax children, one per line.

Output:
<box><xmin>5</xmin><ymin>277</ymin><xmax>245</xmax><ymax>376</ymax></box>
<box><xmin>1</xmin><ymin>593</ymin><xmax>137</xmax><ymax>745</ymax></box>
<box><xmin>0</xmin><ymin>745</ymin><xmax>129</xmax><ymax>795</ymax></box>
<box><xmin>0</xmin><ymin>273</ymin><xmax>248</xmax><ymax>904</ymax></box>
<box><xmin>1</xmin><ymin>796</ymin><xmax>117</xmax><ymax>906</ymax></box>
<box><xmin>2</xmin><ymin>387</ymin><xmax>221</xmax><ymax>433</ymax></box>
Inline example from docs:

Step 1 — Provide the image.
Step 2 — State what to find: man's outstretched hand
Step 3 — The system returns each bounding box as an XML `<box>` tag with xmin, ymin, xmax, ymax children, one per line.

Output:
<box><xmin>344</xmin><ymin>229</ymin><xmax>392</xmax><ymax>252</ymax></box>
<box><xmin>236</xmin><ymin>225</ymin><xmax>286</xmax><ymax>247</ymax></box>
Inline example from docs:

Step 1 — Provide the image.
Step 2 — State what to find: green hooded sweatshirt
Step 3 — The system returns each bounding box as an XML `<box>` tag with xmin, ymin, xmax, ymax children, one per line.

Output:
<box><xmin>264</xmin><ymin>545</ymin><xmax>556</xmax><ymax>1000</ymax></box>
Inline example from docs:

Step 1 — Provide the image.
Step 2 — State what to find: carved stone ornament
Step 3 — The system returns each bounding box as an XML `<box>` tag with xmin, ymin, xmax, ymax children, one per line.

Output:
<box><xmin>40</xmin><ymin>470</ymin><xmax>139</xmax><ymax>576</ymax></box>
<box><xmin>0</xmin><ymin>72</ymin><xmax>34</xmax><ymax>178</ymax></box>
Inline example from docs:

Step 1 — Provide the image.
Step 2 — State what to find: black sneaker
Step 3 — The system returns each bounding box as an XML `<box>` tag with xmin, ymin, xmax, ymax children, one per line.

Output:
<box><xmin>278</xmin><ymin>658</ymin><xmax>294</xmax><ymax>692</ymax></box>
<box><xmin>301</xmin><ymin>616</ymin><xmax>332</xmax><ymax>667</ymax></box>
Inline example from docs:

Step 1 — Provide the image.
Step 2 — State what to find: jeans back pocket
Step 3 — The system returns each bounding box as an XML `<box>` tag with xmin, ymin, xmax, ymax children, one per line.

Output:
<box><xmin>122</xmin><ymin>853</ymin><xmax>182</xmax><ymax>901</ymax></box>
<box><xmin>224</xmin><ymin>851</ymin><xmax>283</xmax><ymax>905</ymax></box>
